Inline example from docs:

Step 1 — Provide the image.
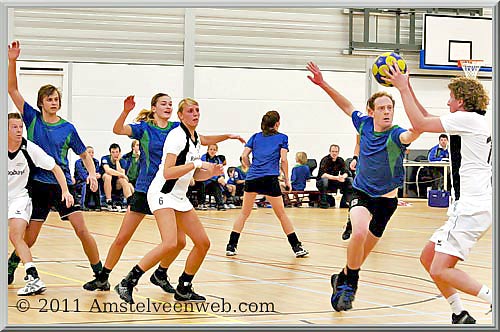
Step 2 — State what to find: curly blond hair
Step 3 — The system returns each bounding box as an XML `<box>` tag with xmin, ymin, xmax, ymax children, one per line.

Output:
<box><xmin>448</xmin><ymin>77</ymin><xmax>489</xmax><ymax>111</ymax></box>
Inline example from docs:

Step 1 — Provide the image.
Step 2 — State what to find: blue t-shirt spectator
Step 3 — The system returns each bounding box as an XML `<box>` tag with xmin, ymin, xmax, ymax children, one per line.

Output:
<box><xmin>291</xmin><ymin>164</ymin><xmax>311</xmax><ymax>191</ymax></box>
<box><xmin>74</xmin><ymin>158</ymin><xmax>99</xmax><ymax>183</ymax></box>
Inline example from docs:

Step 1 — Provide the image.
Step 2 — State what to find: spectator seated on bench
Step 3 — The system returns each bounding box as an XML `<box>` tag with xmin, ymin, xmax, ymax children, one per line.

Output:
<box><xmin>316</xmin><ymin>144</ymin><xmax>353</xmax><ymax>208</ymax></box>
<box><xmin>74</xmin><ymin>146</ymin><xmax>101</xmax><ymax>211</ymax></box>
<box><xmin>290</xmin><ymin>152</ymin><xmax>311</xmax><ymax>207</ymax></box>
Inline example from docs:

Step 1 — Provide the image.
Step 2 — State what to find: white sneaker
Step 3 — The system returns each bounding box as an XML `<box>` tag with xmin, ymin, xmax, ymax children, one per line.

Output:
<box><xmin>252</xmin><ymin>203</ymin><xmax>258</xmax><ymax>209</ymax></box>
<box><xmin>17</xmin><ymin>275</ymin><xmax>46</xmax><ymax>296</ymax></box>
<box><xmin>228</xmin><ymin>203</ymin><xmax>236</xmax><ymax>209</ymax></box>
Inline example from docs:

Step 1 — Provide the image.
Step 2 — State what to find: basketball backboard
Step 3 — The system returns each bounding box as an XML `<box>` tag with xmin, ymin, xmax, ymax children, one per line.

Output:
<box><xmin>420</xmin><ymin>13</ymin><xmax>492</xmax><ymax>72</ymax></box>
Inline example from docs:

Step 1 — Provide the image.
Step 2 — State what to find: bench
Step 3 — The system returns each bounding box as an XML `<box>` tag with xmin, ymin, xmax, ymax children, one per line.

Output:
<box><xmin>282</xmin><ymin>190</ymin><xmax>339</xmax><ymax>207</ymax></box>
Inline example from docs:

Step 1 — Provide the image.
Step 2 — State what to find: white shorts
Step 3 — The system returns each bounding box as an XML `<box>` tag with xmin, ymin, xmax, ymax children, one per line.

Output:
<box><xmin>8</xmin><ymin>195</ymin><xmax>32</xmax><ymax>223</ymax></box>
<box><xmin>147</xmin><ymin>190</ymin><xmax>193</xmax><ymax>213</ymax></box>
<box><xmin>430</xmin><ymin>198</ymin><xmax>492</xmax><ymax>260</ymax></box>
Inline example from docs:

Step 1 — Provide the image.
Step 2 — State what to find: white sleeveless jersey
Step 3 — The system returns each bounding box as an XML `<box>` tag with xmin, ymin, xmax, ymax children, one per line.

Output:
<box><xmin>440</xmin><ymin>111</ymin><xmax>492</xmax><ymax>198</ymax></box>
<box><xmin>8</xmin><ymin>140</ymin><xmax>56</xmax><ymax>201</ymax></box>
<box><xmin>148</xmin><ymin>124</ymin><xmax>201</xmax><ymax>200</ymax></box>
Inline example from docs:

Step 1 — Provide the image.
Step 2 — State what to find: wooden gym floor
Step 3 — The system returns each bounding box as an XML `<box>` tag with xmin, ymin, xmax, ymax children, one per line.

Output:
<box><xmin>7</xmin><ymin>199</ymin><xmax>493</xmax><ymax>326</ymax></box>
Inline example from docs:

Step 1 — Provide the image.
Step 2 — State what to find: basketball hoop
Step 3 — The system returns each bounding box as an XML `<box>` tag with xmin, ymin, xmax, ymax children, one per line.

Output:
<box><xmin>458</xmin><ymin>60</ymin><xmax>483</xmax><ymax>78</ymax></box>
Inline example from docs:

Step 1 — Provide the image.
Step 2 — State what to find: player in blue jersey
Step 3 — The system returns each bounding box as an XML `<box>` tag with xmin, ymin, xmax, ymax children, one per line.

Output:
<box><xmin>8</xmin><ymin>40</ymin><xmax>103</xmax><ymax>286</ymax></box>
<box><xmin>225</xmin><ymin>110</ymin><xmax>309</xmax><ymax>258</ymax></box>
<box><xmin>306</xmin><ymin>61</ymin><xmax>420</xmax><ymax>312</ymax></box>
<box><xmin>84</xmin><ymin>94</ymin><xmax>244</xmax><ymax>292</ymax></box>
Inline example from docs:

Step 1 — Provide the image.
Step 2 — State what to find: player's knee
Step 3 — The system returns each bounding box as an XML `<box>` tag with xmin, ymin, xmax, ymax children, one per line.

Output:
<box><xmin>114</xmin><ymin>233</ymin><xmax>132</xmax><ymax>248</ymax></box>
<box><xmin>196</xmin><ymin>236</ymin><xmax>210</xmax><ymax>253</ymax></box>
<box><xmin>9</xmin><ymin>230</ymin><xmax>23</xmax><ymax>245</ymax></box>
<box><xmin>74</xmin><ymin>226</ymin><xmax>90</xmax><ymax>240</ymax></box>
<box><xmin>176</xmin><ymin>236</ymin><xmax>187</xmax><ymax>250</ymax></box>
<box><xmin>350</xmin><ymin>226</ymin><xmax>369</xmax><ymax>242</ymax></box>
<box><xmin>419</xmin><ymin>253</ymin><xmax>431</xmax><ymax>272</ymax></box>
<box><xmin>159</xmin><ymin>241</ymin><xmax>178</xmax><ymax>254</ymax></box>
<box><xmin>429</xmin><ymin>265</ymin><xmax>445</xmax><ymax>282</ymax></box>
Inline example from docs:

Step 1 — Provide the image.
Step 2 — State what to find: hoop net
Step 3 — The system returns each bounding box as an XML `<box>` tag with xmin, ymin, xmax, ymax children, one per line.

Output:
<box><xmin>458</xmin><ymin>60</ymin><xmax>483</xmax><ymax>78</ymax></box>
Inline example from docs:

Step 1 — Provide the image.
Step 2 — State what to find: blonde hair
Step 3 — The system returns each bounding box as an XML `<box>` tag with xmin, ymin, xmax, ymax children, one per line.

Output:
<box><xmin>178</xmin><ymin>97</ymin><xmax>199</xmax><ymax>114</ymax></box>
<box><xmin>135</xmin><ymin>93</ymin><xmax>170</xmax><ymax>123</ymax></box>
<box><xmin>295</xmin><ymin>152</ymin><xmax>307</xmax><ymax>165</ymax></box>
<box><xmin>448</xmin><ymin>76</ymin><xmax>489</xmax><ymax>111</ymax></box>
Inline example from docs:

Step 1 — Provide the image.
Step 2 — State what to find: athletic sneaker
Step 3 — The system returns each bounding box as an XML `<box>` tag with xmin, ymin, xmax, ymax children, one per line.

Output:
<box><xmin>452</xmin><ymin>310</ymin><xmax>476</xmax><ymax>324</ymax></box>
<box><xmin>292</xmin><ymin>243</ymin><xmax>309</xmax><ymax>257</ymax></box>
<box><xmin>331</xmin><ymin>273</ymin><xmax>339</xmax><ymax>291</ymax></box>
<box><xmin>114</xmin><ymin>279</ymin><xmax>135</xmax><ymax>304</ymax></box>
<box><xmin>342</xmin><ymin>217</ymin><xmax>352</xmax><ymax>241</ymax></box>
<box><xmin>17</xmin><ymin>275</ymin><xmax>46</xmax><ymax>296</ymax></box>
<box><xmin>174</xmin><ymin>282</ymin><xmax>206</xmax><ymax>302</ymax></box>
<box><xmin>226</xmin><ymin>243</ymin><xmax>237</xmax><ymax>256</ymax></box>
<box><xmin>83</xmin><ymin>275</ymin><xmax>110</xmax><ymax>291</ymax></box>
<box><xmin>150</xmin><ymin>273</ymin><xmax>175</xmax><ymax>293</ymax></box>
<box><xmin>331</xmin><ymin>283</ymin><xmax>355</xmax><ymax>312</ymax></box>
<box><xmin>8</xmin><ymin>255</ymin><xmax>20</xmax><ymax>285</ymax></box>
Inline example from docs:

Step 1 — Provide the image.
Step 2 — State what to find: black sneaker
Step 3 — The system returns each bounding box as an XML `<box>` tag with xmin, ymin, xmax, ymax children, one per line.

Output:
<box><xmin>331</xmin><ymin>283</ymin><xmax>355</xmax><ymax>312</ymax></box>
<box><xmin>114</xmin><ymin>279</ymin><xmax>135</xmax><ymax>304</ymax></box>
<box><xmin>83</xmin><ymin>276</ymin><xmax>110</xmax><ymax>291</ymax></box>
<box><xmin>8</xmin><ymin>255</ymin><xmax>20</xmax><ymax>285</ymax></box>
<box><xmin>342</xmin><ymin>218</ymin><xmax>352</xmax><ymax>241</ymax></box>
<box><xmin>331</xmin><ymin>274</ymin><xmax>339</xmax><ymax>293</ymax></box>
<box><xmin>452</xmin><ymin>310</ymin><xmax>476</xmax><ymax>324</ymax></box>
<box><xmin>174</xmin><ymin>282</ymin><xmax>206</xmax><ymax>302</ymax></box>
<box><xmin>292</xmin><ymin>243</ymin><xmax>309</xmax><ymax>258</ymax></box>
<box><xmin>150</xmin><ymin>273</ymin><xmax>175</xmax><ymax>293</ymax></box>
<box><xmin>226</xmin><ymin>243</ymin><xmax>237</xmax><ymax>256</ymax></box>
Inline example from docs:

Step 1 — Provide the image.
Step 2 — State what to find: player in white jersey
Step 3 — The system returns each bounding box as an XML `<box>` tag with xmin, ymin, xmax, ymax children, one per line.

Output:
<box><xmin>115</xmin><ymin>98</ymin><xmax>225</xmax><ymax>304</ymax></box>
<box><xmin>8</xmin><ymin>112</ymin><xmax>74</xmax><ymax>295</ymax></box>
<box><xmin>386</xmin><ymin>67</ymin><xmax>492</xmax><ymax>324</ymax></box>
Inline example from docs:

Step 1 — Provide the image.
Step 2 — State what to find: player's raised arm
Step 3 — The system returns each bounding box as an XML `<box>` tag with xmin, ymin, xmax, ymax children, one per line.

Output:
<box><xmin>306</xmin><ymin>61</ymin><xmax>355</xmax><ymax>117</ymax></box>
<box><xmin>8</xmin><ymin>41</ymin><xmax>26</xmax><ymax>113</ymax></box>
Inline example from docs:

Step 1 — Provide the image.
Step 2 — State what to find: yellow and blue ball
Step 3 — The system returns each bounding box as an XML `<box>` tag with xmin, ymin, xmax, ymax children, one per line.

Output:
<box><xmin>372</xmin><ymin>52</ymin><xmax>407</xmax><ymax>87</ymax></box>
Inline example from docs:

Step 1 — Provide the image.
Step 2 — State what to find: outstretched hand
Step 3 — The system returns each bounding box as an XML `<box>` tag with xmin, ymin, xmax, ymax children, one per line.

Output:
<box><xmin>306</xmin><ymin>61</ymin><xmax>325</xmax><ymax>86</ymax></box>
<box><xmin>8</xmin><ymin>40</ymin><xmax>21</xmax><ymax>61</ymax></box>
<box><xmin>228</xmin><ymin>134</ymin><xmax>246</xmax><ymax>144</ymax></box>
<box><xmin>382</xmin><ymin>63</ymin><xmax>409</xmax><ymax>90</ymax></box>
<box><xmin>123</xmin><ymin>95</ymin><xmax>136</xmax><ymax>113</ymax></box>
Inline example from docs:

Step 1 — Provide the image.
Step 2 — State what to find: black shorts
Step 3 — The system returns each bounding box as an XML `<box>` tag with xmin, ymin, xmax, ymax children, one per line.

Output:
<box><xmin>31</xmin><ymin>180</ymin><xmax>81</xmax><ymax>221</ymax></box>
<box><xmin>129</xmin><ymin>191</ymin><xmax>152</xmax><ymax>215</ymax></box>
<box><xmin>244</xmin><ymin>175</ymin><xmax>282</xmax><ymax>197</ymax></box>
<box><xmin>349</xmin><ymin>189</ymin><xmax>398</xmax><ymax>238</ymax></box>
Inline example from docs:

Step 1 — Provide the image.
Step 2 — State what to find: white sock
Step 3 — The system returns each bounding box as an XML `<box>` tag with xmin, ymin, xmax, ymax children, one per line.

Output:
<box><xmin>24</xmin><ymin>262</ymin><xmax>35</xmax><ymax>270</ymax></box>
<box><xmin>447</xmin><ymin>293</ymin><xmax>465</xmax><ymax>315</ymax></box>
<box><xmin>477</xmin><ymin>285</ymin><xmax>493</xmax><ymax>304</ymax></box>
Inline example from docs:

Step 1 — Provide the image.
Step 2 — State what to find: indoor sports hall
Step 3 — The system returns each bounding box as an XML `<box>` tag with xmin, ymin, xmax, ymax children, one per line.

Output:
<box><xmin>3</xmin><ymin>3</ymin><xmax>495</xmax><ymax>328</ymax></box>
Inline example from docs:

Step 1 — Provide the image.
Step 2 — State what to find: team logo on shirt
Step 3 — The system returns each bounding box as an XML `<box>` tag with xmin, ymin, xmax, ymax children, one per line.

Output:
<box><xmin>8</xmin><ymin>169</ymin><xmax>25</xmax><ymax>176</ymax></box>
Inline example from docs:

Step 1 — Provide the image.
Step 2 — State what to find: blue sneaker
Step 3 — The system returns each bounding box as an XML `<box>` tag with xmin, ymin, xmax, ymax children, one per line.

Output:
<box><xmin>331</xmin><ymin>283</ymin><xmax>355</xmax><ymax>312</ymax></box>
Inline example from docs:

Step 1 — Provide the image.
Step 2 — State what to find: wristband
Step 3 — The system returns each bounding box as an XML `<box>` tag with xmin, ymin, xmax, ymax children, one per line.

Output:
<box><xmin>193</xmin><ymin>159</ymin><xmax>203</xmax><ymax>169</ymax></box>
<box><xmin>352</xmin><ymin>156</ymin><xmax>358</xmax><ymax>161</ymax></box>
